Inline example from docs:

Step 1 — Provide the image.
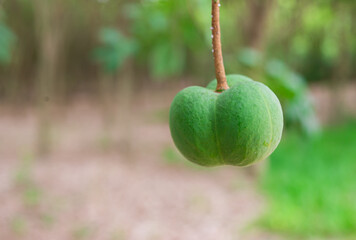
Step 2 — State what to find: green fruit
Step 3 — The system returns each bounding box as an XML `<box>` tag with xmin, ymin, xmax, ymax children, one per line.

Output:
<box><xmin>169</xmin><ymin>74</ymin><xmax>283</xmax><ymax>167</ymax></box>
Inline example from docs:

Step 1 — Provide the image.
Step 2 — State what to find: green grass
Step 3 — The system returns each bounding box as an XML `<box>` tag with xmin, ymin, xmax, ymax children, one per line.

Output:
<box><xmin>260</xmin><ymin>121</ymin><xmax>356</xmax><ymax>238</ymax></box>
<box><xmin>10</xmin><ymin>216</ymin><xmax>27</xmax><ymax>236</ymax></box>
<box><xmin>161</xmin><ymin>146</ymin><xmax>216</xmax><ymax>171</ymax></box>
<box><xmin>72</xmin><ymin>225</ymin><xmax>93</xmax><ymax>240</ymax></box>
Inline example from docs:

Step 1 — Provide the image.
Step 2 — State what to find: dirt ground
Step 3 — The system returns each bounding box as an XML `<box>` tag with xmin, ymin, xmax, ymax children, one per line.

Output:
<box><xmin>0</xmin><ymin>85</ymin><xmax>282</xmax><ymax>240</ymax></box>
<box><xmin>1</xmin><ymin>82</ymin><xmax>355</xmax><ymax>240</ymax></box>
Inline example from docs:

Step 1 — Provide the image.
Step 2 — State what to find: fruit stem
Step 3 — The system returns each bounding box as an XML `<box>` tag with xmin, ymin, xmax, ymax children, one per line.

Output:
<box><xmin>212</xmin><ymin>0</ymin><xmax>229</xmax><ymax>92</ymax></box>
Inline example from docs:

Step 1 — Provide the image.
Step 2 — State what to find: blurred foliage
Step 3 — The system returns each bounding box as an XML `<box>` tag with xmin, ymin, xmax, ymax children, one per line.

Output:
<box><xmin>268</xmin><ymin>0</ymin><xmax>356</xmax><ymax>81</ymax></box>
<box><xmin>265</xmin><ymin>60</ymin><xmax>319</xmax><ymax>136</ymax></box>
<box><xmin>238</xmin><ymin>48</ymin><xmax>319</xmax><ymax>136</ymax></box>
<box><xmin>0</xmin><ymin>0</ymin><xmax>355</xmax><ymax>108</ymax></box>
<box><xmin>161</xmin><ymin>146</ymin><xmax>210</xmax><ymax>171</ymax></box>
<box><xmin>72</xmin><ymin>225</ymin><xmax>93</xmax><ymax>240</ymax></box>
<box><xmin>10</xmin><ymin>216</ymin><xmax>27</xmax><ymax>236</ymax></box>
<box><xmin>93</xmin><ymin>28</ymin><xmax>136</xmax><ymax>74</ymax></box>
<box><xmin>237</xmin><ymin>48</ymin><xmax>262</xmax><ymax>68</ymax></box>
<box><xmin>162</xmin><ymin>146</ymin><xmax>183</xmax><ymax>164</ymax></box>
<box><xmin>0</xmin><ymin>21</ymin><xmax>16</xmax><ymax>65</ymax></box>
<box><xmin>125</xmin><ymin>0</ymin><xmax>209</xmax><ymax>79</ymax></box>
<box><xmin>260</xmin><ymin>121</ymin><xmax>356</xmax><ymax>236</ymax></box>
<box><xmin>22</xmin><ymin>186</ymin><xmax>42</xmax><ymax>207</ymax></box>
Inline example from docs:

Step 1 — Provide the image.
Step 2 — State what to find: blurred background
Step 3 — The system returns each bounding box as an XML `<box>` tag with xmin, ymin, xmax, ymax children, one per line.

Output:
<box><xmin>0</xmin><ymin>0</ymin><xmax>355</xmax><ymax>239</ymax></box>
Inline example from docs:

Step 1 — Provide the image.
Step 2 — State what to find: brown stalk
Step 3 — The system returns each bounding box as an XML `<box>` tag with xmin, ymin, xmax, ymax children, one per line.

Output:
<box><xmin>212</xmin><ymin>0</ymin><xmax>229</xmax><ymax>92</ymax></box>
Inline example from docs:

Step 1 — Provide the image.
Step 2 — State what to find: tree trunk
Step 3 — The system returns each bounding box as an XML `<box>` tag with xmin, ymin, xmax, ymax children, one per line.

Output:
<box><xmin>244</xmin><ymin>0</ymin><xmax>275</xmax><ymax>51</ymax></box>
<box><xmin>34</xmin><ymin>0</ymin><xmax>63</xmax><ymax>156</ymax></box>
<box><xmin>116</xmin><ymin>60</ymin><xmax>134</xmax><ymax>157</ymax></box>
<box><xmin>99</xmin><ymin>73</ymin><xmax>117</xmax><ymax>150</ymax></box>
<box><xmin>330</xmin><ymin>4</ymin><xmax>352</xmax><ymax>122</ymax></box>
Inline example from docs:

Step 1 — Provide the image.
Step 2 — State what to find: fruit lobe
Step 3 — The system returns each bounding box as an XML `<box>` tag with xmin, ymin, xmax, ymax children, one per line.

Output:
<box><xmin>169</xmin><ymin>74</ymin><xmax>284</xmax><ymax>167</ymax></box>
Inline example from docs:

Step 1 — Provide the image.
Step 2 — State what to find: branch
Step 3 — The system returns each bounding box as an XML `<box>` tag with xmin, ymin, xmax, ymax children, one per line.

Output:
<box><xmin>212</xmin><ymin>0</ymin><xmax>228</xmax><ymax>92</ymax></box>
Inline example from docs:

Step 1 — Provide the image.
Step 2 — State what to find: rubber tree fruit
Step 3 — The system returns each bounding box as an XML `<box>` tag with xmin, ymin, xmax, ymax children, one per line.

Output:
<box><xmin>169</xmin><ymin>74</ymin><xmax>283</xmax><ymax>167</ymax></box>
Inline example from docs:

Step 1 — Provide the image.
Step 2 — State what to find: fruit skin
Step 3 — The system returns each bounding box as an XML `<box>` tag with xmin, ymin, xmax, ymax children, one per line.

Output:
<box><xmin>169</xmin><ymin>74</ymin><xmax>283</xmax><ymax>167</ymax></box>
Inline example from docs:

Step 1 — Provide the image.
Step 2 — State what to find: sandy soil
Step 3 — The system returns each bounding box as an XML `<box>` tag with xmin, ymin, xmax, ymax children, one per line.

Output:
<box><xmin>0</xmin><ymin>92</ymin><xmax>274</xmax><ymax>240</ymax></box>
<box><xmin>2</xmin><ymin>81</ymin><xmax>354</xmax><ymax>240</ymax></box>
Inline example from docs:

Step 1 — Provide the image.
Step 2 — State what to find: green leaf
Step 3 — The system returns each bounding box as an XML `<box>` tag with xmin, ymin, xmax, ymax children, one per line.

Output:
<box><xmin>93</xmin><ymin>28</ymin><xmax>136</xmax><ymax>74</ymax></box>
<box><xmin>0</xmin><ymin>23</ymin><xmax>16</xmax><ymax>65</ymax></box>
<box><xmin>150</xmin><ymin>41</ymin><xmax>185</xmax><ymax>79</ymax></box>
<box><xmin>237</xmin><ymin>48</ymin><xmax>262</xmax><ymax>68</ymax></box>
<box><xmin>265</xmin><ymin>59</ymin><xmax>306</xmax><ymax>99</ymax></box>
